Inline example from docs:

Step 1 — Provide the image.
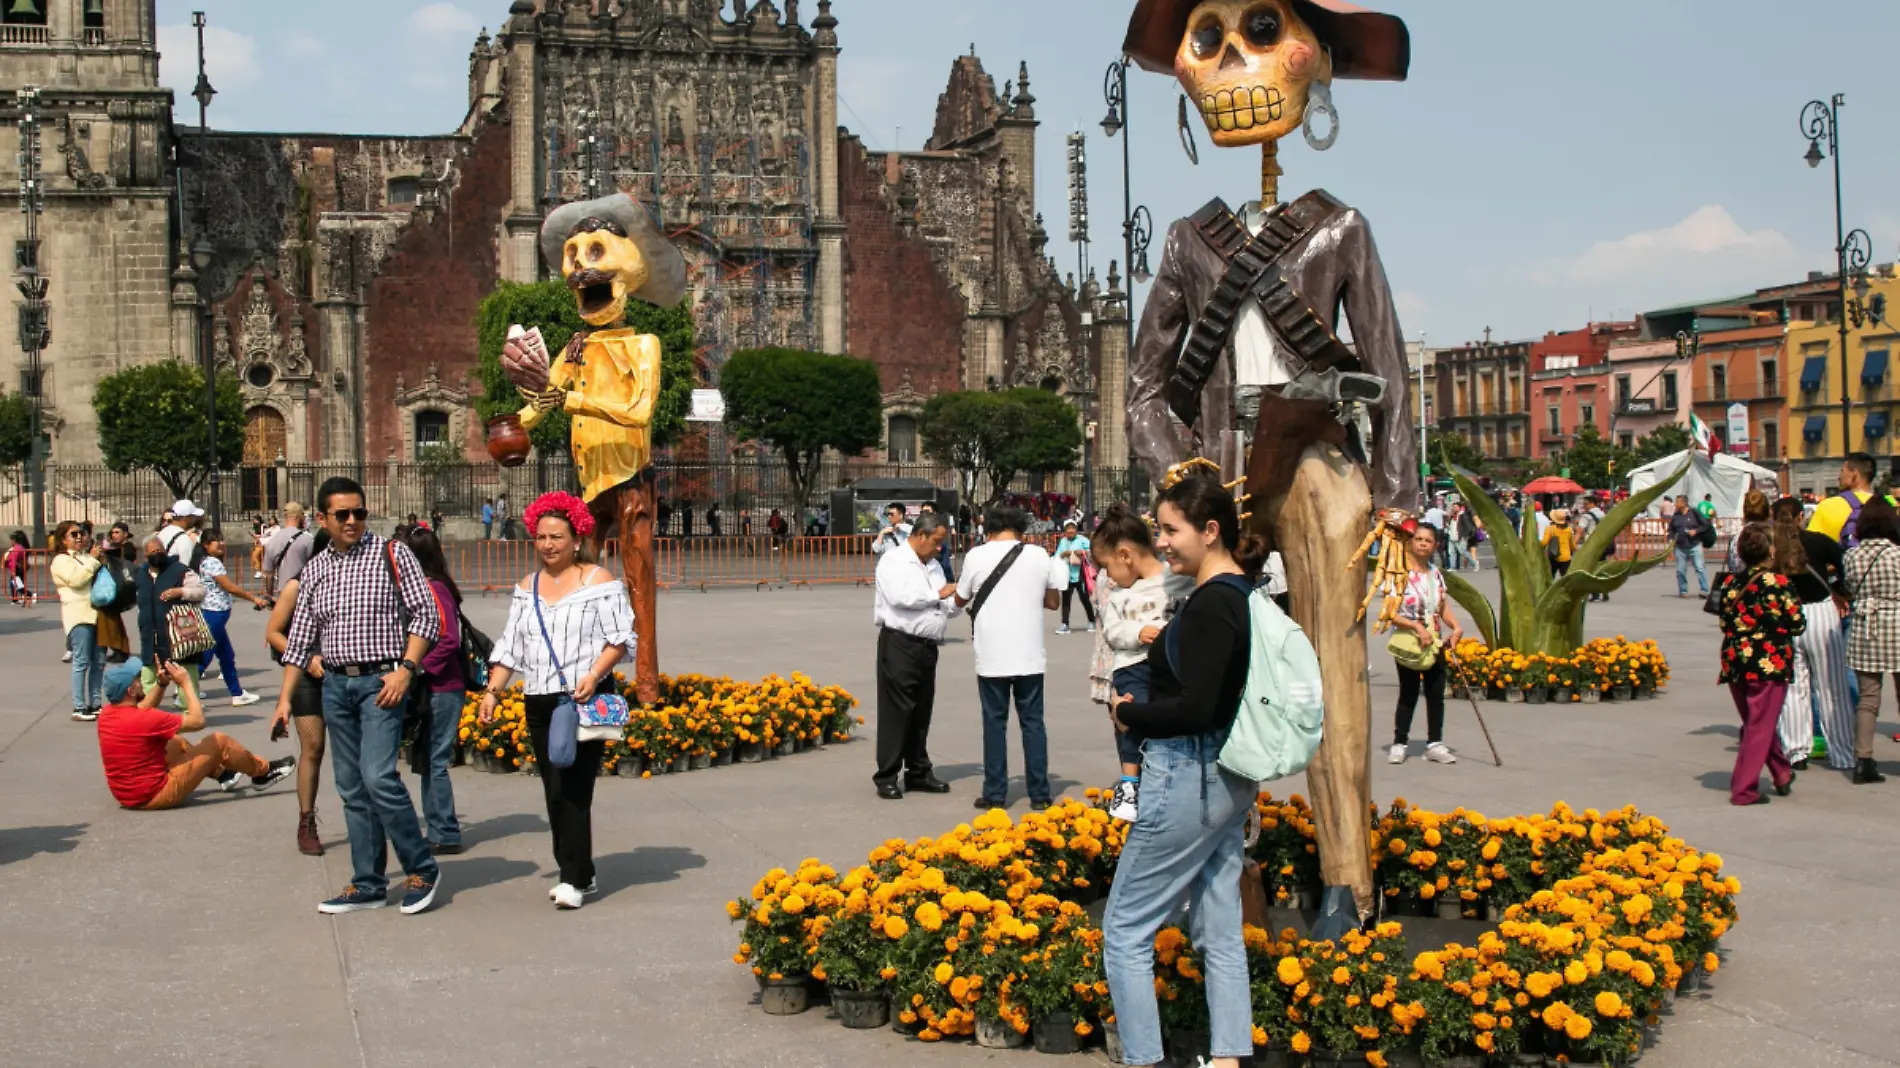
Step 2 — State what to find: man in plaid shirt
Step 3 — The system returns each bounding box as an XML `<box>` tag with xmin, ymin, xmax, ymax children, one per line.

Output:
<box><xmin>277</xmin><ymin>476</ymin><xmax>445</xmax><ymax>916</ymax></box>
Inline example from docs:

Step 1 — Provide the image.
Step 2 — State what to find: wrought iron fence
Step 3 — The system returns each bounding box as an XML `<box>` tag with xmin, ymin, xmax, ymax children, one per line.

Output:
<box><xmin>0</xmin><ymin>457</ymin><xmax>1133</xmax><ymax>539</ymax></box>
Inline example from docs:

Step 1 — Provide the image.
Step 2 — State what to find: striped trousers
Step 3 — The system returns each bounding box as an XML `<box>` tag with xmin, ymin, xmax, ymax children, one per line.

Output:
<box><xmin>1780</xmin><ymin>598</ymin><xmax>1855</xmax><ymax>770</ymax></box>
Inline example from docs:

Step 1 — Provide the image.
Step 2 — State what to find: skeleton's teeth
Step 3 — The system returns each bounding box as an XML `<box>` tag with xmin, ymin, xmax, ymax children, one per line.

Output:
<box><xmin>1198</xmin><ymin>86</ymin><xmax>1286</xmax><ymax>133</ymax></box>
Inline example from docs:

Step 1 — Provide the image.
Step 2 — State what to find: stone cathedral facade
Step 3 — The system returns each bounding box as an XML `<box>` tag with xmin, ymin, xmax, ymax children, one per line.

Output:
<box><xmin>1</xmin><ymin>0</ymin><xmax>1128</xmax><ymax>482</ymax></box>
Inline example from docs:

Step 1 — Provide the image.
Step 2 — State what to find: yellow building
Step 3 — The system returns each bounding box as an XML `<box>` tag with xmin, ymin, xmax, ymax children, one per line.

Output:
<box><xmin>1786</xmin><ymin>269</ymin><xmax>1900</xmax><ymax>496</ymax></box>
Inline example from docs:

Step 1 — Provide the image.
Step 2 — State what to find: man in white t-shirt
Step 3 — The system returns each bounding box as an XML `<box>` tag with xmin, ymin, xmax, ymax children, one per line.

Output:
<box><xmin>955</xmin><ymin>503</ymin><xmax>1064</xmax><ymax>809</ymax></box>
<box><xmin>158</xmin><ymin>499</ymin><xmax>203</xmax><ymax>564</ymax></box>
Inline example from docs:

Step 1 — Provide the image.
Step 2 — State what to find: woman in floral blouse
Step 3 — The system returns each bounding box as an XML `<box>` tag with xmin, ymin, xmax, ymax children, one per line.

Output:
<box><xmin>1718</xmin><ymin>523</ymin><xmax>1805</xmax><ymax>806</ymax></box>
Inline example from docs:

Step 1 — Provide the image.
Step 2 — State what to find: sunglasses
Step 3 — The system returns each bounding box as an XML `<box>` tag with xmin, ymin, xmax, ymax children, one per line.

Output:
<box><xmin>327</xmin><ymin>507</ymin><xmax>370</xmax><ymax>523</ymax></box>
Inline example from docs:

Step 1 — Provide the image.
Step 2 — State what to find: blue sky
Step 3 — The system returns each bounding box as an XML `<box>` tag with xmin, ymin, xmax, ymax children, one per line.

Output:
<box><xmin>157</xmin><ymin>0</ymin><xmax>1900</xmax><ymax>347</ymax></box>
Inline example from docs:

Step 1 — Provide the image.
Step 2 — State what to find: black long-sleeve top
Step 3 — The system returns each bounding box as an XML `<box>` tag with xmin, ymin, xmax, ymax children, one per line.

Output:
<box><xmin>1116</xmin><ymin>577</ymin><xmax>1251</xmax><ymax>739</ymax></box>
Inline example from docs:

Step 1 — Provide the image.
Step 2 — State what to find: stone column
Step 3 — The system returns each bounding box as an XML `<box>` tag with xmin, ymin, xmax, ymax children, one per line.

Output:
<box><xmin>501</xmin><ymin>3</ymin><xmax>542</xmax><ymax>282</ymax></box>
<box><xmin>169</xmin><ymin>250</ymin><xmax>200</xmax><ymax>364</ymax></box>
<box><xmin>1096</xmin><ymin>264</ymin><xmax>1130</xmax><ymax>474</ymax></box>
<box><xmin>811</xmin><ymin>1</ymin><xmax>845</xmax><ymax>354</ymax></box>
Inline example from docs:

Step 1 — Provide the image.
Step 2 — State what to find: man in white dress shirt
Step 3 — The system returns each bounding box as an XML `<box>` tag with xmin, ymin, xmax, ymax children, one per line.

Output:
<box><xmin>871</xmin><ymin>511</ymin><xmax>958</xmax><ymax>800</ymax></box>
<box><xmin>871</xmin><ymin>503</ymin><xmax>913</xmax><ymax>556</ymax></box>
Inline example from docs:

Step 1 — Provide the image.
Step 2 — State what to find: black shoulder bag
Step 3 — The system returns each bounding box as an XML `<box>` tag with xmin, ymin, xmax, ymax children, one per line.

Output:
<box><xmin>965</xmin><ymin>543</ymin><xmax>1026</xmax><ymax>624</ymax></box>
<box><xmin>381</xmin><ymin>540</ymin><xmax>431</xmax><ymax>774</ymax></box>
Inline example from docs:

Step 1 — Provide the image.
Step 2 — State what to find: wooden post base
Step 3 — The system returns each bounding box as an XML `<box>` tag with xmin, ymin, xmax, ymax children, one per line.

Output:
<box><xmin>1264</xmin><ymin>443</ymin><xmax>1374</xmax><ymax>921</ymax></box>
<box><xmin>590</xmin><ymin>470</ymin><xmax>660</xmax><ymax>707</ymax></box>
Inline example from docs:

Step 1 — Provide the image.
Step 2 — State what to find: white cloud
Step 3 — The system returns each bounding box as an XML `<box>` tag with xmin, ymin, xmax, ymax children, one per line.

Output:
<box><xmin>156</xmin><ymin>22</ymin><xmax>260</xmax><ymax>93</ymax></box>
<box><xmin>1539</xmin><ymin>205</ymin><xmax>1801</xmax><ymax>288</ymax></box>
<box><xmin>408</xmin><ymin>2</ymin><xmax>482</xmax><ymax>40</ymax></box>
<box><xmin>283</xmin><ymin>33</ymin><xmax>328</xmax><ymax>61</ymax></box>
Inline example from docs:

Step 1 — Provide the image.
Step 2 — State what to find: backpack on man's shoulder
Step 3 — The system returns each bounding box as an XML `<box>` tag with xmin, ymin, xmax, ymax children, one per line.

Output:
<box><xmin>1169</xmin><ymin>574</ymin><xmax>1326</xmax><ymax>784</ymax></box>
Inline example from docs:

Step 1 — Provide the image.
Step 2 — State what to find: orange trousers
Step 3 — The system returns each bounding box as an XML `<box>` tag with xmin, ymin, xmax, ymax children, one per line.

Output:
<box><xmin>139</xmin><ymin>732</ymin><xmax>269</xmax><ymax>810</ymax></box>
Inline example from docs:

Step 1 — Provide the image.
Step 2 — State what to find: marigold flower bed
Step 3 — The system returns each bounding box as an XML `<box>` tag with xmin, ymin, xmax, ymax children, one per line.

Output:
<box><xmin>1451</xmin><ymin>638</ymin><xmax>1669</xmax><ymax>702</ymax></box>
<box><xmin>729</xmin><ymin>793</ymin><xmax>1737</xmax><ymax>1065</ymax></box>
<box><xmin>457</xmin><ymin>672</ymin><xmax>859</xmax><ymax>776</ymax></box>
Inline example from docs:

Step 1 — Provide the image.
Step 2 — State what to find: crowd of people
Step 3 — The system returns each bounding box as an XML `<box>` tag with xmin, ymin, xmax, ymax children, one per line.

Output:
<box><xmin>1714</xmin><ymin>453</ymin><xmax>1893</xmax><ymax>803</ymax></box>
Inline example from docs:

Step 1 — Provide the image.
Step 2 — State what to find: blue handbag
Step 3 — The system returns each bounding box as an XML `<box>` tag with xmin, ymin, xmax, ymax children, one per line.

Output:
<box><xmin>89</xmin><ymin>560</ymin><xmax>117</xmax><ymax>609</ymax></box>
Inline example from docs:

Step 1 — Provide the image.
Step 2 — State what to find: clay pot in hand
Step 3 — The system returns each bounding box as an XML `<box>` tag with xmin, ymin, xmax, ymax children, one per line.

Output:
<box><xmin>485</xmin><ymin>414</ymin><xmax>531</xmax><ymax>467</ymax></box>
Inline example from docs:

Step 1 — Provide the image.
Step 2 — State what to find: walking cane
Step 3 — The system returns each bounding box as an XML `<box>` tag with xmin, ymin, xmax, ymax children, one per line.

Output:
<box><xmin>1445</xmin><ymin>651</ymin><xmax>1503</xmax><ymax>767</ymax></box>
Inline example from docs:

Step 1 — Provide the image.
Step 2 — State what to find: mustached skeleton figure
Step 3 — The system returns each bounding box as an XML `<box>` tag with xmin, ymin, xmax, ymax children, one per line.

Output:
<box><xmin>500</xmin><ymin>192</ymin><xmax>688</xmax><ymax>705</ymax></box>
<box><xmin>1122</xmin><ymin>0</ymin><xmax>1417</xmax><ymax>936</ymax></box>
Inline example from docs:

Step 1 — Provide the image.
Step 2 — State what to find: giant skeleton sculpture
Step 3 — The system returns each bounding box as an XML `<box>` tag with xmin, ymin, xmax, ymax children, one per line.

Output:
<box><xmin>1123</xmin><ymin>0</ymin><xmax>1416</xmax><ymax>937</ymax></box>
<box><xmin>500</xmin><ymin>192</ymin><xmax>689</xmax><ymax>705</ymax></box>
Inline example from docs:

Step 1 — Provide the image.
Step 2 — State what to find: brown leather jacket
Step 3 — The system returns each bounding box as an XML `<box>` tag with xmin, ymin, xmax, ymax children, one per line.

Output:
<box><xmin>1127</xmin><ymin>193</ymin><xmax>1418</xmax><ymax>511</ymax></box>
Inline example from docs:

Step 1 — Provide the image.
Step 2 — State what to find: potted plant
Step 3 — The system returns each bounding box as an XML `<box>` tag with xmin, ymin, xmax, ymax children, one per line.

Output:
<box><xmin>727</xmin><ymin>860</ymin><xmax>841</xmax><ymax>1016</ymax></box>
<box><xmin>1250</xmin><ymin>794</ymin><xmax>1322</xmax><ymax>909</ymax></box>
<box><xmin>813</xmin><ymin>905</ymin><xmax>890</xmax><ymax>1029</ymax></box>
<box><xmin>1374</xmin><ymin>802</ymin><xmax>1447</xmax><ymax>917</ymax></box>
<box><xmin>1526</xmin><ymin>654</ymin><xmax>1553</xmax><ymax>704</ymax></box>
<box><xmin>1401</xmin><ymin>944</ymin><xmax>1520</xmax><ymax>1067</ymax></box>
<box><xmin>1283</xmin><ymin>923</ymin><xmax>1410</xmax><ymax>1067</ymax></box>
<box><xmin>1012</xmin><ymin>906</ymin><xmax>1104</xmax><ymax>1054</ymax></box>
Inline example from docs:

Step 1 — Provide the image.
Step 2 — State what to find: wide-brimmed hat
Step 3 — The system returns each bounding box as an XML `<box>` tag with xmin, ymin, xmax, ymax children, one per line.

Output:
<box><xmin>538</xmin><ymin>192</ymin><xmax>688</xmax><ymax>309</ymax></box>
<box><xmin>1123</xmin><ymin>0</ymin><xmax>1409</xmax><ymax>81</ymax></box>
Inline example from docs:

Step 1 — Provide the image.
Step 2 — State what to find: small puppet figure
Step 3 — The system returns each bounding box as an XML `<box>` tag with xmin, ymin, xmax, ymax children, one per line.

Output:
<box><xmin>1122</xmin><ymin>0</ymin><xmax>1415</xmax><ymax>936</ymax></box>
<box><xmin>501</xmin><ymin>192</ymin><xmax>688</xmax><ymax>705</ymax></box>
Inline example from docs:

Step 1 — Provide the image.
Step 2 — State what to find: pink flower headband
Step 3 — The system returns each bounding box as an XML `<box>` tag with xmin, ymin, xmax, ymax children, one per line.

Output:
<box><xmin>524</xmin><ymin>491</ymin><xmax>596</xmax><ymax>540</ymax></box>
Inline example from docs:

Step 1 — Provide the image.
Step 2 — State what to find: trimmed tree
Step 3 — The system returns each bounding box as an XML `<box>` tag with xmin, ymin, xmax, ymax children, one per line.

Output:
<box><xmin>473</xmin><ymin>279</ymin><xmax>696</xmax><ymax>454</ymax></box>
<box><xmin>93</xmin><ymin>361</ymin><xmax>243</xmax><ymax>499</ymax></box>
<box><xmin>1426</xmin><ymin>427</ymin><xmax>1486</xmax><ymax>477</ymax></box>
<box><xmin>920</xmin><ymin>388</ymin><xmax>1083</xmax><ymax>504</ymax></box>
<box><xmin>719</xmin><ymin>347</ymin><xmax>883</xmax><ymax>515</ymax></box>
<box><xmin>0</xmin><ymin>391</ymin><xmax>35</xmax><ymax>467</ymax></box>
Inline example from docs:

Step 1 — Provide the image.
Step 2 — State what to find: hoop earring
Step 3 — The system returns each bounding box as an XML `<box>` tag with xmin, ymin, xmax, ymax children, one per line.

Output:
<box><xmin>1176</xmin><ymin>94</ymin><xmax>1201</xmax><ymax>165</ymax></box>
<box><xmin>1303</xmin><ymin>80</ymin><xmax>1339</xmax><ymax>151</ymax></box>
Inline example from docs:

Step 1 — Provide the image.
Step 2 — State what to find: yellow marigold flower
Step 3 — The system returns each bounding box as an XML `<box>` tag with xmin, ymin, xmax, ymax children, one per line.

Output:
<box><xmin>933</xmin><ymin>961</ymin><xmax>953</xmax><ymax>984</ymax></box>
<box><xmin>1703</xmin><ymin>953</ymin><xmax>1720</xmax><ymax>974</ymax></box>
<box><xmin>884</xmin><ymin>916</ymin><xmax>909</xmax><ymax>939</ymax></box>
<box><xmin>1366</xmin><ymin>1053</ymin><xmax>1388</xmax><ymax>1068</ymax></box>
<box><xmin>916</xmin><ymin>902</ymin><xmax>945</xmax><ymax>931</ymax></box>
<box><xmin>1332</xmin><ymin>966</ymin><xmax>1351</xmax><ymax>985</ymax></box>
<box><xmin>1595</xmin><ymin>991</ymin><xmax>1623</xmax><ymax>1017</ymax></box>
<box><xmin>1291</xmin><ymin>1031</ymin><xmax>1312</xmax><ymax>1054</ymax></box>
<box><xmin>1564</xmin><ymin>961</ymin><xmax>1588</xmax><ymax>985</ymax></box>
<box><xmin>781</xmin><ymin>894</ymin><xmax>806</xmax><ymax>914</ymax></box>
<box><xmin>1277</xmin><ymin>958</ymin><xmax>1304</xmax><ymax>985</ymax></box>
<box><xmin>1564</xmin><ymin>1014</ymin><xmax>1592</xmax><ymax>1040</ymax></box>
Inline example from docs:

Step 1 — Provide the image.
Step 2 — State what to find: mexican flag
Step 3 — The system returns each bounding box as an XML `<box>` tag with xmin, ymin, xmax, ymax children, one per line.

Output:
<box><xmin>1688</xmin><ymin>412</ymin><xmax>1720</xmax><ymax>454</ymax></box>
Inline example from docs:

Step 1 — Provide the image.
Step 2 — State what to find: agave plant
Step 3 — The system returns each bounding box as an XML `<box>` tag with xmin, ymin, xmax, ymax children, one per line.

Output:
<box><xmin>1443</xmin><ymin>461</ymin><xmax>1689</xmax><ymax>656</ymax></box>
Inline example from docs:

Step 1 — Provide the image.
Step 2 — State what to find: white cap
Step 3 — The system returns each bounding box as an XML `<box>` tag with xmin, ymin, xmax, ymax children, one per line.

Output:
<box><xmin>171</xmin><ymin>499</ymin><xmax>204</xmax><ymax>518</ymax></box>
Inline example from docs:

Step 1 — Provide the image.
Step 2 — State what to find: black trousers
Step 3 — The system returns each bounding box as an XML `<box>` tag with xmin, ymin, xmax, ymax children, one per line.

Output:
<box><xmin>874</xmin><ymin>627</ymin><xmax>939</xmax><ymax>787</ymax></box>
<box><xmin>525</xmin><ymin>694</ymin><xmax>606</xmax><ymax>887</ymax></box>
<box><xmin>1394</xmin><ymin>659</ymin><xmax>1447</xmax><ymax>746</ymax></box>
<box><xmin>1060</xmin><ymin>584</ymin><xmax>1096</xmax><ymax>627</ymax></box>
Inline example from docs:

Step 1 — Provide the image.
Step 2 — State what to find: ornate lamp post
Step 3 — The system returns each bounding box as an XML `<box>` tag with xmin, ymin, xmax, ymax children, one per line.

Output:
<box><xmin>1800</xmin><ymin>95</ymin><xmax>1872</xmax><ymax>457</ymax></box>
<box><xmin>192</xmin><ymin>12</ymin><xmax>221</xmax><ymax>523</ymax></box>
<box><xmin>1102</xmin><ymin>58</ymin><xmax>1156</xmax><ymax>503</ymax></box>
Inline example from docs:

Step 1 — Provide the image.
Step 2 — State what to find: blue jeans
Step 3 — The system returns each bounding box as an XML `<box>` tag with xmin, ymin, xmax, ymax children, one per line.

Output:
<box><xmin>421</xmin><ymin>690</ymin><xmax>463</xmax><ymax>847</ymax></box>
<box><xmin>1103</xmin><ymin>735</ymin><xmax>1255</xmax><ymax>1066</ymax></box>
<box><xmin>199</xmin><ymin>608</ymin><xmax>243</xmax><ymax>697</ymax></box>
<box><xmin>1675</xmin><ymin>544</ymin><xmax>1708</xmax><ymax>595</ymax></box>
<box><xmin>67</xmin><ymin>623</ymin><xmax>103</xmax><ymax>710</ymax></box>
<box><xmin>1447</xmin><ymin>538</ymin><xmax>1472</xmax><ymax>570</ymax></box>
<box><xmin>322</xmin><ymin>674</ymin><xmax>438</xmax><ymax>894</ymax></box>
<box><xmin>977</xmin><ymin>674</ymin><xmax>1049</xmax><ymax>803</ymax></box>
<box><xmin>1110</xmin><ymin>665</ymin><xmax>1150</xmax><ymax>768</ymax></box>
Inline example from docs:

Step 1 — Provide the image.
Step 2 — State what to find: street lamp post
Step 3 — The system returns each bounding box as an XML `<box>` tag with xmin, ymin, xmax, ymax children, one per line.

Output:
<box><xmin>1801</xmin><ymin>95</ymin><xmax>1872</xmax><ymax>460</ymax></box>
<box><xmin>191</xmin><ymin>12</ymin><xmax>220</xmax><ymax>525</ymax></box>
<box><xmin>1102</xmin><ymin>57</ymin><xmax>1155</xmax><ymax>504</ymax></box>
<box><xmin>14</xmin><ymin>87</ymin><xmax>49</xmax><ymax>544</ymax></box>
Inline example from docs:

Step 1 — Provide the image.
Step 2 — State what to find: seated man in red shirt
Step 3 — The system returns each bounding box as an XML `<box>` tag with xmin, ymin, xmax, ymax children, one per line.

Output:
<box><xmin>97</xmin><ymin>657</ymin><xmax>294</xmax><ymax>810</ymax></box>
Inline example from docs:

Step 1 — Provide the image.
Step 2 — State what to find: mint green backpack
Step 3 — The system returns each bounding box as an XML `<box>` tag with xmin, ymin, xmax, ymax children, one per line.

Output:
<box><xmin>1169</xmin><ymin>574</ymin><xmax>1326</xmax><ymax>783</ymax></box>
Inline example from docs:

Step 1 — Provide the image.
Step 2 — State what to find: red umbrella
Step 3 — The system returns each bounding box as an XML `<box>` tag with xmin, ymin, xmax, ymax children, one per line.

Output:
<box><xmin>1522</xmin><ymin>476</ymin><xmax>1585</xmax><ymax>496</ymax></box>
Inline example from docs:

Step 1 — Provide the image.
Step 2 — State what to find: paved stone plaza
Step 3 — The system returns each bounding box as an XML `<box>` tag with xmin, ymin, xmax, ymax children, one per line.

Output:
<box><xmin>2</xmin><ymin>565</ymin><xmax>1896</xmax><ymax>1068</ymax></box>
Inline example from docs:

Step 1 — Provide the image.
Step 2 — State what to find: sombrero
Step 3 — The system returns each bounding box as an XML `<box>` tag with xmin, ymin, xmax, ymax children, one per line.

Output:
<box><xmin>1123</xmin><ymin>0</ymin><xmax>1409</xmax><ymax>81</ymax></box>
<box><xmin>539</xmin><ymin>192</ymin><xmax>689</xmax><ymax>309</ymax></box>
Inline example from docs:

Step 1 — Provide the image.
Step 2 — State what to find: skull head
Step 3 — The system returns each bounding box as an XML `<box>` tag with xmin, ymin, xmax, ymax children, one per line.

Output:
<box><xmin>1175</xmin><ymin>0</ymin><xmax>1332</xmax><ymax>148</ymax></box>
<box><xmin>562</xmin><ymin>218</ymin><xmax>652</xmax><ymax>327</ymax></box>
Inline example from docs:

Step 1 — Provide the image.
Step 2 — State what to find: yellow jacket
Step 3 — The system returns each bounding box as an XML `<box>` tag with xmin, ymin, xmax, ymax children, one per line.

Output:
<box><xmin>50</xmin><ymin>551</ymin><xmax>100</xmax><ymax>632</ymax></box>
<box><xmin>1542</xmin><ymin>523</ymin><xmax>1575</xmax><ymax>563</ymax></box>
<box><xmin>520</xmin><ymin>327</ymin><xmax>661</xmax><ymax>504</ymax></box>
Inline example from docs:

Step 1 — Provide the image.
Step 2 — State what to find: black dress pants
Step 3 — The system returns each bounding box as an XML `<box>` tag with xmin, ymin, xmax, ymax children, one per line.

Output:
<box><xmin>526</xmin><ymin>694</ymin><xmax>606</xmax><ymax>887</ymax></box>
<box><xmin>1061</xmin><ymin>585</ymin><xmax>1096</xmax><ymax>627</ymax></box>
<box><xmin>874</xmin><ymin>627</ymin><xmax>939</xmax><ymax>787</ymax></box>
<box><xmin>1393</xmin><ymin>659</ymin><xmax>1447</xmax><ymax>746</ymax></box>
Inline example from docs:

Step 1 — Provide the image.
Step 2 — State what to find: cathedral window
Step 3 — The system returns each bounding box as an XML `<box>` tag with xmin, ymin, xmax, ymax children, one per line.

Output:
<box><xmin>887</xmin><ymin>414</ymin><xmax>918</xmax><ymax>463</ymax></box>
<box><xmin>246</xmin><ymin>363</ymin><xmax>276</xmax><ymax>389</ymax></box>
<box><xmin>3</xmin><ymin>0</ymin><xmax>47</xmax><ymax>27</ymax></box>
<box><xmin>387</xmin><ymin>177</ymin><xmax>421</xmax><ymax>207</ymax></box>
<box><xmin>413</xmin><ymin>410</ymin><xmax>450</xmax><ymax>458</ymax></box>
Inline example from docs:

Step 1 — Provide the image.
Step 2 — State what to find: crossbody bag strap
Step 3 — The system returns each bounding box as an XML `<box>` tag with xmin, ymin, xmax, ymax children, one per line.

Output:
<box><xmin>966</xmin><ymin>543</ymin><xmax>1026</xmax><ymax>623</ymax></box>
<box><xmin>381</xmin><ymin>539</ymin><xmax>411</xmax><ymax>631</ymax></box>
<box><xmin>531</xmin><ymin>572</ymin><xmax>571</xmax><ymax>694</ymax></box>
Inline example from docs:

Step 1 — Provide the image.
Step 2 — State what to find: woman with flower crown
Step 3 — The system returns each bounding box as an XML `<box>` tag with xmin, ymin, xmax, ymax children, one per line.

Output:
<box><xmin>478</xmin><ymin>491</ymin><xmax>634</xmax><ymax>909</ymax></box>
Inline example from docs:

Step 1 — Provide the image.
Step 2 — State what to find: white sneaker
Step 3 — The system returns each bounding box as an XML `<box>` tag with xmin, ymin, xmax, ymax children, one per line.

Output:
<box><xmin>1055</xmin><ymin>625</ymin><xmax>1071</xmax><ymax>635</ymax></box>
<box><xmin>1107</xmin><ymin>779</ymin><xmax>1140</xmax><ymax>822</ymax></box>
<box><xmin>231</xmin><ymin>692</ymin><xmax>261</xmax><ymax>707</ymax></box>
<box><xmin>551</xmin><ymin>882</ymin><xmax>584</xmax><ymax>909</ymax></box>
<box><xmin>61</xmin><ymin>650</ymin><xmax>72</xmax><ymax>663</ymax></box>
<box><xmin>1424</xmin><ymin>743</ymin><xmax>1458</xmax><ymax>764</ymax></box>
<box><xmin>1388</xmin><ymin>743</ymin><xmax>1407</xmax><ymax>764</ymax></box>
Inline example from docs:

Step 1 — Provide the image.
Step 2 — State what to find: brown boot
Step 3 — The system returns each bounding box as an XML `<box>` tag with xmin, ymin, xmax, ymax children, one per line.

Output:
<box><xmin>297</xmin><ymin>811</ymin><xmax>324</xmax><ymax>856</ymax></box>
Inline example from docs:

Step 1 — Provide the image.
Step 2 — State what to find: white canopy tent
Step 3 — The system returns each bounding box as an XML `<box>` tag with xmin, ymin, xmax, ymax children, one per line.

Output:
<box><xmin>1626</xmin><ymin>450</ymin><xmax>1778</xmax><ymax>518</ymax></box>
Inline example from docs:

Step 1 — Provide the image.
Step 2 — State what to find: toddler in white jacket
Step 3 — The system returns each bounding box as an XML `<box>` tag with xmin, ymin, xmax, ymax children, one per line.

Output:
<box><xmin>1091</xmin><ymin>505</ymin><xmax>1194</xmax><ymax>822</ymax></box>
